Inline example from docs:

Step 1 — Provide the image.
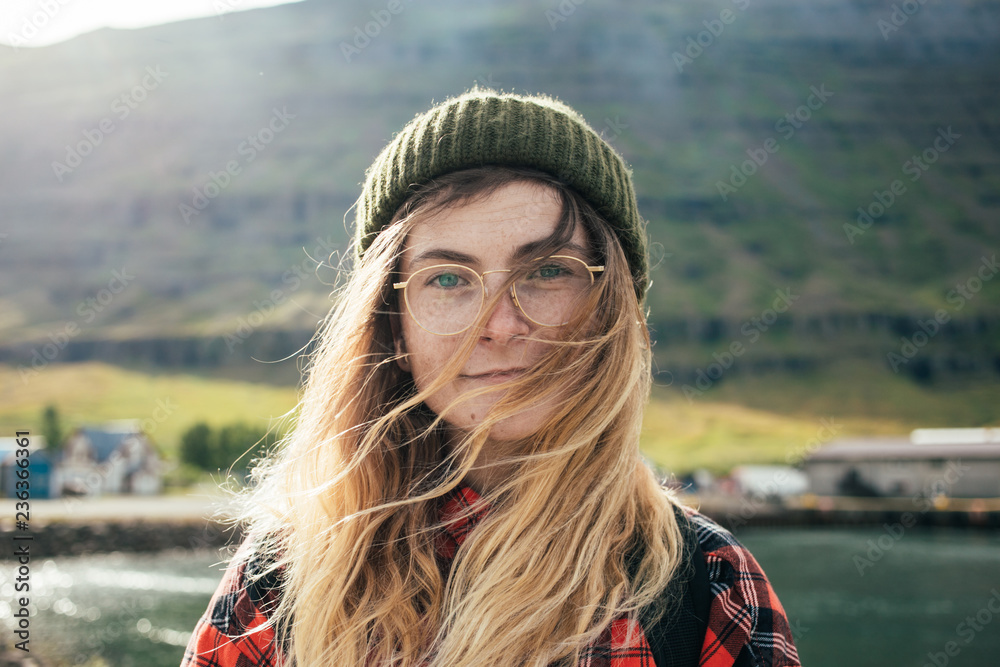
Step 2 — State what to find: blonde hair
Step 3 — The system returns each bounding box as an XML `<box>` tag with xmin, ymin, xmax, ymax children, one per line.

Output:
<box><xmin>239</xmin><ymin>167</ymin><xmax>684</xmax><ymax>666</ymax></box>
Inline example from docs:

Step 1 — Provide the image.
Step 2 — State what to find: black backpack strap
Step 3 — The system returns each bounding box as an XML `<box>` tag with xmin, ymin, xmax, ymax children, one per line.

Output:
<box><xmin>243</xmin><ymin>535</ymin><xmax>291</xmax><ymax>654</ymax></box>
<box><xmin>635</xmin><ymin>504</ymin><xmax>710</xmax><ymax>667</ymax></box>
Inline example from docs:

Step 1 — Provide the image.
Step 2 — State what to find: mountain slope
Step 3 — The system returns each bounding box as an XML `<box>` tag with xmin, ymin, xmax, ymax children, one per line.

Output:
<box><xmin>1</xmin><ymin>0</ymin><xmax>998</xmax><ymax>381</ymax></box>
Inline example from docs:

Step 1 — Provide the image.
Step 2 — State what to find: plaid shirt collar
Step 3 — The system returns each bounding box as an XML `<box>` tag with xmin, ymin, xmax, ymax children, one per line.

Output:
<box><xmin>435</xmin><ymin>484</ymin><xmax>490</xmax><ymax>560</ymax></box>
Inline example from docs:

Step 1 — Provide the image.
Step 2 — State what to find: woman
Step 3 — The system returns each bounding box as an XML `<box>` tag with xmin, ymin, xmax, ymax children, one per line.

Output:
<box><xmin>182</xmin><ymin>89</ymin><xmax>801</xmax><ymax>666</ymax></box>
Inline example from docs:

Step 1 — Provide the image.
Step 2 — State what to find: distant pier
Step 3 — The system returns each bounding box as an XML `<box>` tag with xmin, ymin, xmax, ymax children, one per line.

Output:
<box><xmin>687</xmin><ymin>493</ymin><xmax>1000</xmax><ymax>530</ymax></box>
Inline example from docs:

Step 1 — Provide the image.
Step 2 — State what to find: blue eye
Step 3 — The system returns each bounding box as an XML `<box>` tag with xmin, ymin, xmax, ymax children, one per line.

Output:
<box><xmin>538</xmin><ymin>265</ymin><xmax>565</xmax><ymax>279</ymax></box>
<box><xmin>430</xmin><ymin>272</ymin><xmax>462</xmax><ymax>288</ymax></box>
<box><xmin>529</xmin><ymin>262</ymin><xmax>575</xmax><ymax>281</ymax></box>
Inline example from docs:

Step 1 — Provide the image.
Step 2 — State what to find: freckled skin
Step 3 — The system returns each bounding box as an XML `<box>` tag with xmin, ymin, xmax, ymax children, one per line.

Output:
<box><xmin>395</xmin><ymin>181</ymin><xmax>589</xmax><ymax>444</ymax></box>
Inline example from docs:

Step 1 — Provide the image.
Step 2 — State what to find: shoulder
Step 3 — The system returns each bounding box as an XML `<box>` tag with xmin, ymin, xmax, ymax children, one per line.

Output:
<box><xmin>180</xmin><ymin>542</ymin><xmax>282</xmax><ymax>667</ymax></box>
<box><xmin>680</xmin><ymin>506</ymin><xmax>802</xmax><ymax>667</ymax></box>
<box><xmin>682</xmin><ymin>506</ymin><xmax>739</xmax><ymax>550</ymax></box>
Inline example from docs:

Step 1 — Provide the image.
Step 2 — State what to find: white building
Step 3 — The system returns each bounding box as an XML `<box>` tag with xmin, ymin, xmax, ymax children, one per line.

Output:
<box><xmin>731</xmin><ymin>465</ymin><xmax>809</xmax><ymax>498</ymax></box>
<box><xmin>803</xmin><ymin>428</ymin><xmax>1000</xmax><ymax>498</ymax></box>
<box><xmin>60</xmin><ymin>421</ymin><xmax>162</xmax><ymax>496</ymax></box>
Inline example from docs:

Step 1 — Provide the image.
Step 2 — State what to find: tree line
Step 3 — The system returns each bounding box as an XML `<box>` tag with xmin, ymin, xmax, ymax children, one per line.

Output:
<box><xmin>180</xmin><ymin>421</ymin><xmax>281</xmax><ymax>472</ymax></box>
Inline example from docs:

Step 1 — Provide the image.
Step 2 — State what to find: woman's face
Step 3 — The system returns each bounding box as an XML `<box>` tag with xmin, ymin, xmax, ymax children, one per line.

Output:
<box><xmin>395</xmin><ymin>180</ymin><xmax>591</xmax><ymax>442</ymax></box>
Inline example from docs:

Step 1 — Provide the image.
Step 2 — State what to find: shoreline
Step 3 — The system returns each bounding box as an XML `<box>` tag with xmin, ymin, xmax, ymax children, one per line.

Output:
<box><xmin>686</xmin><ymin>492</ymin><xmax>1000</xmax><ymax>531</ymax></box>
<box><xmin>2</xmin><ymin>493</ymin><xmax>998</xmax><ymax>558</ymax></box>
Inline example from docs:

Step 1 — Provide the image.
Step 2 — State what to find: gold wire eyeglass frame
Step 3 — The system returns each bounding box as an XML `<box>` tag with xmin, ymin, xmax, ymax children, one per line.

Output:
<box><xmin>393</xmin><ymin>254</ymin><xmax>605</xmax><ymax>336</ymax></box>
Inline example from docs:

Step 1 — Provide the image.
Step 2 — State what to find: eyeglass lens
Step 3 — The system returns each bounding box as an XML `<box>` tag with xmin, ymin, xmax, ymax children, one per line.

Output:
<box><xmin>404</xmin><ymin>256</ymin><xmax>594</xmax><ymax>335</ymax></box>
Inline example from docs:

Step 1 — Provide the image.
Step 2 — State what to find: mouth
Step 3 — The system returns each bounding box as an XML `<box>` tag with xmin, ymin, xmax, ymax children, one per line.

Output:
<box><xmin>460</xmin><ymin>368</ymin><xmax>527</xmax><ymax>384</ymax></box>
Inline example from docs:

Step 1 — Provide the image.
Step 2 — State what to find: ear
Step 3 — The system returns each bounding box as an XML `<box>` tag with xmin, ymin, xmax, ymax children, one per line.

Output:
<box><xmin>390</xmin><ymin>311</ymin><xmax>411</xmax><ymax>372</ymax></box>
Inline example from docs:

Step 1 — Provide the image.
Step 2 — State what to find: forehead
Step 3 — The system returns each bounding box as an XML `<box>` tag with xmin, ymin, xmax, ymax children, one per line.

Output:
<box><xmin>400</xmin><ymin>181</ymin><xmax>588</xmax><ymax>269</ymax></box>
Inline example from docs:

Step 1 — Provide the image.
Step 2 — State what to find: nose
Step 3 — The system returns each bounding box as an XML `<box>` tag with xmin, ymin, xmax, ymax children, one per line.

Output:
<box><xmin>480</xmin><ymin>276</ymin><xmax>531</xmax><ymax>343</ymax></box>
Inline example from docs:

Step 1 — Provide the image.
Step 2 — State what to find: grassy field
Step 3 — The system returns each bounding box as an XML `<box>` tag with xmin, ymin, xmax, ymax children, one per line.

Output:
<box><xmin>2</xmin><ymin>361</ymin><xmax>996</xmax><ymax>476</ymax></box>
<box><xmin>644</xmin><ymin>359</ymin><xmax>1000</xmax><ymax>472</ymax></box>
<box><xmin>641</xmin><ymin>395</ymin><xmax>882</xmax><ymax>475</ymax></box>
<box><xmin>0</xmin><ymin>362</ymin><xmax>298</xmax><ymax>458</ymax></box>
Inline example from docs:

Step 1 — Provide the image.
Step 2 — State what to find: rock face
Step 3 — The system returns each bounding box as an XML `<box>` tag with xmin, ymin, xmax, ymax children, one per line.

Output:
<box><xmin>4</xmin><ymin>310</ymin><xmax>998</xmax><ymax>383</ymax></box>
<box><xmin>0</xmin><ymin>520</ymin><xmax>241</xmax><ymax>558</ymax></box>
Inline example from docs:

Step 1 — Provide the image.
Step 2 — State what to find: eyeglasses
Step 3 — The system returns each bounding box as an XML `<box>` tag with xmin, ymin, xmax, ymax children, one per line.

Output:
<box><xmin>393</xmin><ymin>255</ymin><xmax>605</xmax><ymax>336</ymax></box>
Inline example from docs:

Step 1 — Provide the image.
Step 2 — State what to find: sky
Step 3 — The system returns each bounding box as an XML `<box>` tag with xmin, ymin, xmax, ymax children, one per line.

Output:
<box><xmin>0</xmin><ymin>0</ymin><xmax>303</xmax><ymax>48</ymax></box>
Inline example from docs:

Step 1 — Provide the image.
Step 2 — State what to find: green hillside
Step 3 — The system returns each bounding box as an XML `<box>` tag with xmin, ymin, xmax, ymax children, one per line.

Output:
<box><xmin>1</xmin><ymin>0</ymin><xmax>998</xmax><ymax>397</ymax></box>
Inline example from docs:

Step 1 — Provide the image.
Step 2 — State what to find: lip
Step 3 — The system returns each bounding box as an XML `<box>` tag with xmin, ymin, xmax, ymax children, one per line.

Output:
<box><xmin>460</xmin><ymin>368</ymin><xmax>527</xmax><ymax>384</ymax></box>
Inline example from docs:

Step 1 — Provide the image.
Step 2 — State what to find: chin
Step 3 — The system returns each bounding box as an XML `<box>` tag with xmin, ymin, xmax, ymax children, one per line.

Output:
<box><xmin>442</xmin><ymin>400</ymin><xmax>554</xmax><ymax>443</ymax></box>
<box><xmin>482</xmin><ymin>418</ymin><xmax>540</xmax><ymax>443</ymax></box>
<box><xmin>446</xmin><ymin>420</ymin><xmax>538</xmax><ymax>445</ymax></box>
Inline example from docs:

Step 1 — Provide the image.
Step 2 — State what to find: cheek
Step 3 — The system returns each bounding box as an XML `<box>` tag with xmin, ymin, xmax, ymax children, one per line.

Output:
<box><xmin>401</xmin><ymin>319</ymin><xmax>453</xmax><ymax>387</ymax></box>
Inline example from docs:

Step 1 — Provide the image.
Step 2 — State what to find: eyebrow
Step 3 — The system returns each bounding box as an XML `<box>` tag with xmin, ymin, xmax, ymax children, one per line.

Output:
<box><xmin>409</xmin><ymin>240</ymin><xmax>592</xmax><ymax>268</ymax></box>
<box><xmin>410</xmin><ymin>248</ymin><xmax>479</xmax><ymax>266</ymax></box>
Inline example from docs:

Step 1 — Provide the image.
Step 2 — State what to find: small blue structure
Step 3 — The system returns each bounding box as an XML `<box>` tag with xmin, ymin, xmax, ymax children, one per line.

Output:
<box><xmin>0</xmin><ymin>437</ymin><xmax>57</xmax><ymax>499</ymax></box>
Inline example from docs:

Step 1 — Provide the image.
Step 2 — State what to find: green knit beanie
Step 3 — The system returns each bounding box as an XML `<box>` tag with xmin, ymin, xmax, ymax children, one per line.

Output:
<box><xmin>355</xmin><ymin>88</ymin><xmax>648</xmax><ymax>300</ymax></box>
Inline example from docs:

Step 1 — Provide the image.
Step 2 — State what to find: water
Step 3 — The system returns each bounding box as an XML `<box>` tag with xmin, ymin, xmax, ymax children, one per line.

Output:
<box><xmin>3</xmin><ymin>528</ymin><xmax>998</xmax><ymax>666</ymax></box>
<box><xmin>738</xmin><ymin>527</ymin><xmax>1000</xmax><ymax>667</ymax></box>
<box><xmin>0</xmin><ymin>549</ymin><xmax>225</xmax><ymax>667</ymax></box>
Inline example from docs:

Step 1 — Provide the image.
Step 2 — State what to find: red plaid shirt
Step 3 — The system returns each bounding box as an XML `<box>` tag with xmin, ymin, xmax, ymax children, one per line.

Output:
<box><xmin>182</xmin><ymin>486</ymin><xmax>800</xmax><ymax>666</ymax></box>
